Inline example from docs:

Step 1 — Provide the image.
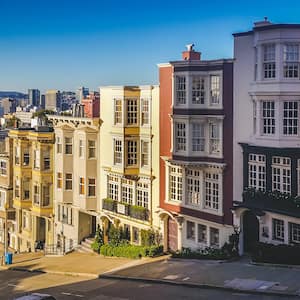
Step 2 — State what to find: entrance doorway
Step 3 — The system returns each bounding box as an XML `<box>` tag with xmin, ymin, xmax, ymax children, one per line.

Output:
<box><xmin>243</xmin><ymin>210</ymin><xmax>259</xmax><ymax>253</ymax></box>
<box><xmin>167</xmin><ymin>217</ymin><xmax>178</xmax><ymax>252</ymax></box>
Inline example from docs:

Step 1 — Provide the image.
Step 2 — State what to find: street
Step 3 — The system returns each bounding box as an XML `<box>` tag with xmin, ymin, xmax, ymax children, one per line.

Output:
<box><xmin>0</xmin><ymin>270</ymin><xmax>297</xmax><ymax>300</ymax></box>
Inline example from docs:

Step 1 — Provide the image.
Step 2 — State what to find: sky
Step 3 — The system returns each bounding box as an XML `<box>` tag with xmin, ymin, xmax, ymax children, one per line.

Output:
<box><xmin>1</xmin><ymin>0</ymin><xmax>300</xmax><ymax>93</ymax></box>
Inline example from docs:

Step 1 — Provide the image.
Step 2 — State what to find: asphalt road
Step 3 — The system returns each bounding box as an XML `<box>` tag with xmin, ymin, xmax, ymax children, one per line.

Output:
<box><xmin>0</xmin><ymin>270</ymin><xmax>297</xmax><ymax>300</ymax></box>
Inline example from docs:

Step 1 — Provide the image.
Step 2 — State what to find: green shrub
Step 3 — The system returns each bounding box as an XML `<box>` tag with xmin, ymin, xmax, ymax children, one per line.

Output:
<box><xmin>100</xmin><ymin>244</ymin><xmax>163</xmax><ymax>259</ymax></box>
<box><xmin>252</xmin><ymin>242</ymin><xmax>300</xmax><ymax>265</ymax></box>
<box><xmin>141</xmin><ymin>229</ymin><xmax>162</xmax><ymax>247</ymax></box>
<box><xmin>91</xmin><ymin>225</ymin><xmax>104</xmax><ymax>253</ymax></box>
<box><xmin>129</xmin><ymin>205</ymin><xmax>149</xmax><ymax>221</ymax></box>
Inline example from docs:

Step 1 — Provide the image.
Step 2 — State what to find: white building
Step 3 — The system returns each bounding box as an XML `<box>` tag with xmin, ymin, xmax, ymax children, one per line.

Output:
<box><xmin>233</xmin><ymin>19</ymin><xmax>300</xmax><ymax>253</ymax></box>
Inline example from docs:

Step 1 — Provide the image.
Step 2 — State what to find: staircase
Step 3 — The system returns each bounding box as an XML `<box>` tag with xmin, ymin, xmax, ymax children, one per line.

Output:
<box><xmin>77</xmin><ymin>237</ymin><xmax>94</xmax><ymax>253</ymax></box>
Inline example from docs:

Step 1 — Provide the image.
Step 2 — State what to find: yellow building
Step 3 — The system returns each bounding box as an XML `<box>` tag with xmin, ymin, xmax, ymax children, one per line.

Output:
<box><xmin>99</xmin><ymin>85</ymin><xmax>160</xmax><ymax>244</ymax></box>
<box><xmin>9</xmin><ymin>124</ymin><xmax>54</xmax><ymax>252</ymax></box>
<box><xmin>48</xmin><ymin>113</ymin><xmax>101</xmax><ymax>251</ymax></box>
<box><xmin>0</xmin><ymin>137</ymin><xmax>15</xmax><ymax>250</ymax></box>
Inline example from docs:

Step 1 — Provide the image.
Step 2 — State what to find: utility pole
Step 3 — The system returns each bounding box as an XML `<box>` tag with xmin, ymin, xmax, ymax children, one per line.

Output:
<box><xmin>3</xmin><ymin>211</ymin><xmax>8</xmax><ymax>264</ymax></box>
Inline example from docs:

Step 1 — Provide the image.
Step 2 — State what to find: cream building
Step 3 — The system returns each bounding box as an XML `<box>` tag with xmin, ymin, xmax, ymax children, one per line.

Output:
<box><xmin>99</xmin><ymin>85</ymin><xmax>160</xmax><ymax>244</ymax></box>
<box><xmin>48</xmin><ymin>113</ymin><xmax>101</xmax><ymax>251</ymax></box>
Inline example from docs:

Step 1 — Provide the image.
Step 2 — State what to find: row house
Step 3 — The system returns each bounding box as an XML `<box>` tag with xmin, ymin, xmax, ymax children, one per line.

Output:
<box><xmin>0</xmin><ymin>138</ymin><xmax>14</xmax><ymax>249</ymax></box>
<box><xmin>233</xmin><ymin>20</ymin><xmax>300</xmax><ymax>253</ymax></box>
<box><xmin>9</xmin><ymin>124</ymin><xmax>54</xmax><ymax>252</ymax></box>
<box><xmin>99</xmin><ymin>86</ymin><xmax>160</xmax><ymax>244</ymax></box>
<box><xmin>48</xmin><ymin>112</ymin><xmax>101</xmax><ymax>250</ymax></box>
<box><xmin>158</xmin><ymin>45</ymin><xmax>234</xmax><ymax>251</ymax></box>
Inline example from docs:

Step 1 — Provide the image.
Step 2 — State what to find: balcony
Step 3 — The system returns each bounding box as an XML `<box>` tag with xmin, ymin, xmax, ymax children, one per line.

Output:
<box><xmin>102</xmin><ymin>198</ymin><xmax>150</xmax><ymax>221</ymax></box>
<box><xmin>239</xmin><ymin>188</ymin><xmax>300</xmax><ymax>217</ymax></box>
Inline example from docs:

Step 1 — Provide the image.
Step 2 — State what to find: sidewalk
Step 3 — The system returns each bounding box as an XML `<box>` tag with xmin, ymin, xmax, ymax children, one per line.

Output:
<box><xmin>101</xmin><ymin>257</ymin><xmax>300</xmax><ymax>297</ymax></box>
<box><xmin>0</xmin><ymin>251</ymin><xmax>145</xmax><ymax>278</ymax></box>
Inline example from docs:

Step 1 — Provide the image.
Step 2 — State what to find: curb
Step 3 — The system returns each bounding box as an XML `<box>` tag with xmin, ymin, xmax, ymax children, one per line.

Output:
<box><xmin>250</xmin><ymin>261</ymin><xmax>300</xmax><ymax>270</ymax></box>
<box><xmin>100</xmin><ymin>273</ymin><xmax>300</xmax><ymax>298</ymax></box>
<box><xmin>0</xmin><ymin>266</ymin><xmax>99</xmax><ymax>278</ymax></box>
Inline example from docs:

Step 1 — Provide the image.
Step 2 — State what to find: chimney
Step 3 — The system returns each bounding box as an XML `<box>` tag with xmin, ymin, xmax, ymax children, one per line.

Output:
<box><xmin>182</xmin><ymin>44</ymin><xmax>201</xmax><ymax>61</ymax></box>
<box><xmin>254</xmin><ymin>17</ymin><xmax>272</xmax><ymax>28</ymax></box>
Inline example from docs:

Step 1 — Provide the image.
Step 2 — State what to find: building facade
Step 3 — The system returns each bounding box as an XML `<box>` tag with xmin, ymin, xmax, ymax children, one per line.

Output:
<box><xmin>81</xmin><ymin>92</ymin><xmax>100</xmax><ymax>118</ymax></box>
<box><xmin>99</xmin><ymin>85</ymin><xmax>160</xmax><ymax>244</ymax></box>
<box><xmin>48</xmin><ymin>114</ymin><xmax>101</xmax><ymax>250</ymax></box>
<box><xmin>9</xmin><ymin>125</ymin><xmax>54</xmax><ymax>252</ymax></box>
<box><xmin>45</xmin><ymin>90</ymin><xmax>61</xmax><ymax>112</ymax></box>
<box><xmin>233</xmin><ymin>20</ymin><xmax>300</xmax><ymax>253</ymax></box>
<box><xmin>158</xmin><ymin>45</ymin><xmax>234</xmax><ymax>251</ymax></box>
<box><xmin>28</xmin><ymin>89</ymin><xmax>40</xmax><ymax>107</ymax></box>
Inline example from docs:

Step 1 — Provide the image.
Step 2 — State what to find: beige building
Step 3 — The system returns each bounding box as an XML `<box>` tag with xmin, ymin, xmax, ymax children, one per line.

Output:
<box><xmin>0</xmin><ymin>137</ymin><xmax>15</xmax><ymax>249</ymax></box>
<box><xmin>9</xmin><ymin>125</ymin><xmax>55</xmax><ymax>252</ymax></box>
<box><xmin>48</xmin><ymin>114</ymin><xmax>101</xmax><ymax>251</ymax></box>
<box><xmin>45</xmin><ymin>90</ymin><xmax>61</xmax><ymax>111</ymax></box>
<box><xmin>99</xmin><ymin>85</ymin><xmax>160</xmax><ymax>244</ymax></box>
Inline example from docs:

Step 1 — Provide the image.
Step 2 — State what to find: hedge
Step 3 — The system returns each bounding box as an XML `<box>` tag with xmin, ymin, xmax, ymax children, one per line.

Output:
<box><xmin>100</xmin><ymin>244</ymin><xmax>163</xmax><ymax>259</ymax></box>
<box><xmin>252</xmin><ymin>242</ymin><xmax>300</xmax><ymax>265</ymax></box>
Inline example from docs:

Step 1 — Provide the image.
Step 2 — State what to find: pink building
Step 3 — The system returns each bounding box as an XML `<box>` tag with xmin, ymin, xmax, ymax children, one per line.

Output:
<box><xmin>81</xmin><ymin>92</ymin><xmax>100</xmax><ymax>118</ymax></box>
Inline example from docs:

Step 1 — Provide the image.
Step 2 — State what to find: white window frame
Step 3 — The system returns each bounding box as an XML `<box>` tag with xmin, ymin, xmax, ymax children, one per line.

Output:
<box><xmin>272</xmin><ymin>218</ymin><xmax>284</xmax><ymax>241</ymax></box>
<box><xmin>192</xmin><ymin>123</ymin><xmax>205</xmax><ymax>152</ymax></box>
<box><xmin>114</xmin><ymin>98</ymin><xmax>122</xmax><ymax>125</ymax></box>
<box><xmin>262</xmin><ymin>101</ymin><xmax>275</xmax><ymax>135</ymax></box>
<box><xmin>186</xmin><ymin>169</ymin><xmax>201</xmax><ymax>206</ymax></box>
<box><xmin>141</xmin><ymin>98</ymin><xmax>149</xmax><ymax>125</ymax></box>
<box><xmin>272</xmin><ymin>156</ymin><xmax>291</xmax><ymax>194</ymax></box>
<box><xmin>137</xmin><ymin>182</ymin><xmax>149</xmax><ymax>208</ymax></box>
<box><xmin>65</xmin><ymin>137</ymin><xmax>73</xmax><ymax>155</ymax></box>
<box><xmin>126</xmin><ymin>98</ymin><xmax>138</xmax><ymax>125</ymax></box>
<box><xmin>175</xmin><ymin>75</ymin><xmax>186</xmax><ymax>105</ymax></box>
<box><xmin>283</xmin><ymin>44</ymin><xmax>299</xmax><ymax>79</ymax></box>
<box><xmin>141</xmin><ymin>140</ymin><xmax>149</xmax><ymax>167</ymax></box>
<box><xmin>210</xmin><ymin>75</ymin><xmax>220</xmax><ymax>105</ymax></box>
<box><xmin>88</xmin><ymin>178</ymin><xmax>96</xmax><ymax>197</ymax></box>
<box><xmin>108</xmin><ymin>174</ymin><xmax>119</xmax><ymax>201</ymax></box>
<box><xmin>263</xmin><ymin>44</ymin><xmax>276</xmax><ymax>79</ymax></box>
<box><xmin>283</xmin><ymin>101</ymin><xmax>298</xmax><ymax>136</ymax></box>
<box><xmin>169</xmin><ymin>165</ymin><xmax>183</xmax><ymax>203</ymax></box>
<box><xmin>88</xmin><ymin>140</ymin><xmax>96</xmax><ymax>159</ymax></box>
<box><xmin>127</xmin><ymin>140</ymin><xmax>138</xmax><ymax>166</ymax></box>
<box><xmin>248</xmin><ymin>154</ymin><xmax>266</xmax><ymax>191</ymax></box>
<box><xmin>205</xmin><ymin>172</ymin><xmax>219</xmax><ymax>210</ymax></box>
<box><xmin>192</xmin><ymin>76</ymin><xmax>205</xmax><ymax>104</ymax></box>
<box><xmin>121</xmin><ymin>178</ymin><xmax>134</xmax><ymax>204</ymax></box>
<box><xmin>65</xmin><ymin>173</ymin><xmax>72</xmax><ymax>191</ymax></box>
<box><xmin>175</xmin><ymin>122</ymin><xmax>186</xmax><ymax>152</ymax></box>
<box><xmin>114</xmin><ymin>139</ymin><xmax>122</xmax><ymax>165</ymax></box>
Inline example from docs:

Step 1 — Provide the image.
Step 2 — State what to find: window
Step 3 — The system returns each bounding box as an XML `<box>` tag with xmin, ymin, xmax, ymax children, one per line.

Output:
<box><xmin>175</xmin><ymin>123</ymin><xmax>186</xmax><ymax>151</ymax></box>
<box><xmin>108</xmin><ymin>174</ymin><xmax>119</xmax><ymax>201</ymax></box>
<box><xmin>127</xmin><ymin>98</ymin><xmax>138</xmax><ymax>125</ymax></box>
<box><xmin>33</xmin><ymin>149</ymin><xmax>40</xmax><ymax>169</ymax></box>
<box><xmin>15</xmin><ymin>178</ymin><xmax>20</xmax><ymax>198</ymax></box>
<box><xmin>23</xmin><ymin>150</ymin><xmax>30</xmax><ymax>166</ymax></box>
<box><xmin>121</xmin><ymin>178</ymin><xmax>133</xmax><ymax>204</ymax></box>
<box><xmin>133</xmin><ymin>227</ymin><xmax>139</xmax><ymax>244</ymax></box>
<box><xmin>210</xmin><ymin>75</ymin><xmax>220</xmax><ymax>105</ymax></box>
<box><xmin>58</xmin><ymin>205</ymin><xmax>73</xmax><ymax>225</ymax></box>
<box><xmin>88</xmin><ymin>178</ymin><xmax>96</xmax><ymax>197</ymax></box>
<box><xmin>65</xmin><ymin>137</ymin><xmax>72</xmax><ymax>154</ymax></box>
<box><xmin>79</xmin><ymin>177</ymin><xmax>85</xmax><ymax>195</ymax></box>
<box><xmin>0</xmin><ymin>191</ymin><xmax>5</xmax><ymax>209</ymax></box>
<box><xmin>289</xmin><ymin>222</ymin><xmax>300</xmax><ymax>244</ymax></box>
<box><xmin>114</xmin><ymin>99</ymin><xmax>122</xmax><ymax>124</ymax></box>
<box><xmin>56</xmin><ymin>136</ymin><xmax>62</xmax><ymax>154</ymax></box>
<box><xmin>192</xmin><ymin>123</ymin><xmax>205</xmax><ymax>152</ymax></box>
<box><xmin>42</xmin><ymin>185</ymin><xmax>50</xmax><ymax>206</ymax></box>
<box><xmin>192</xmin><ymin>76</ymin><xmax>205</xmax><ymax>104</ymax></box>
<box><xmin>23</xmin><ymin>178</ymin><xmax>30</xmax><ymax>199</ymax></box>
<box><xmin>141</xmin><ymin>98</ymin><xmax>149</xmax><ymax>125</ymax></box>
<box><xmin>88</xmin><ymin>140</ymin><xmax>96</xmax><ymax>158</ymax></box>
<box><xmin>22</xmin><ymin>211</ymin><xmax>30</xmax><ymax>230</ymax></box>
<box><xmin>79</xmin><ymin>140</ymin><xmax>84</xmax><ymax>158</ymax></box>
<box><xmin>15</xmin><ymin>146</ymin><xmax>20</xmax><ymax>165</ymax></box>
<box><xmin>272</xmin><ymin>219</ymin><xmax>284</xmax><ymax>241</ymax></box>
<box><xmin>114</xmin><ymin>139</ymin><xmax>122</xmax><ymax>165</ymax></box>
<box><xmin>248</xmin><ymin>154</ymin><xmax>266</xmax><ymax>191</ymax></box>
<box><xmin>272</xmin><ymin>157</ymin><xmax>291</xmax><ymax>194</ymax></box>
<box><xmin>169</xmin><ymin>166</ymin><xmax>182</xmax><ymax>202</ymax></box>
<box><xmin>186</xmin><ymin>169</ymin><xmax>201</xmax><ymax>205</ymax></box>
<box><xmin>186</xmin><ymin>221</ymin><xmax>195</xmax><ymax>240</ymax></box>
<box><xmin>65</xmin><ymin>173</ymin><xmax>72</xmax><ymax>190</ymax></box>
<box><xmin>209</xmin><ymin>123</ymin><xmax>220</xmax><ymax>154</ymax></box>
<box><xmin>0</xmin><ymin>160</ymin><xmax>7</xmax><ymax>175</ymax></box>
<box><xmin>33</xmin><ymin>184</ymin><xmax>40</xmax><ymax>205</ymax></box>
<box><xmin>137</xmin><ymin>182</ymin><xmax>149</xmax><ymax>208</ymax></box>
<box><xmin>141</xmin><ymin>141</ymin><xmax>149</xmax><ymax>167</ymax></box>
<box><xmin>43</xmin><ymin>150</ymin><xmax>50</xmax><ymax>170</ymax></box>
<box><xmin>198</xmin><ymin>224</ymin><xmax>207</xmax><ymax>243</ymax></box>
<box><xmin>175</xmin><ymin>76</ymin><xmax>186</xmax><ymax>105</ymax></box>
<box><xmin>127</xmin><ymin>140</ymin><xmax>137</xmax><ymax>166</ymax></box>
<box><xmin>284</xmin><ymin>44</ymin><xmax>299</xmax><ymax>78</ymax></box>
<box><xmin>262</xmin><ymin>101</ymin><xmax>275</xmax><ymax>135</ymax></box>
<box><xmin>205</xmin><ymin>172</ymin><xmax>219</xmax><ymax>210</ymax></box>
<box><xmin>57</xmin><ymin>172</ymin><xmax>62</xmax><ymax>189</ymax></box>
<box><xmin>263</xmin><ymin>44</ymin><xmax>276</xmax><ymax>78</ymax></box>
<box><xmin>283</xmin><ymin>101</ymin><xmax>298</xmax><ymax>135</ymax></box>
<box><xmin>210</xmin><ymin>227</ymin><xmax>219</xmax><ymax>247</ymax></box>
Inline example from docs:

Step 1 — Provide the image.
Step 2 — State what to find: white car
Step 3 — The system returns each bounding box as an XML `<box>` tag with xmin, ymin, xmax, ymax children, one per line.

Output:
<box><xmin>14</xmin><ymin>293</ymin><xmax>56</xmax><ymax>300</ymax></box>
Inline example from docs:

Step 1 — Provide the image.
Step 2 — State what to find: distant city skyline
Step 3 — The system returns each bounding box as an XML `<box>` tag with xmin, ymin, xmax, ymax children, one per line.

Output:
<box><xmin>1</xmin><ymin>0</ymin><xmax>300</xmax><ymax>92</ymax></box>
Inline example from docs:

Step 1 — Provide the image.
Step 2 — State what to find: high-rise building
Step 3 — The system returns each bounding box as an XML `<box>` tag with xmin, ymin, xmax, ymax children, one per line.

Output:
<box><xmin>28</xmin><ymin>89</ymin><xmax>40</xmax><ymax>107</ymax></box>
<box><xmin>158</xmin><ymin>45</ymin><xmax>234</xmax><ymax>251</ymax></box>
<box><xmin>45</xmin><ymin>90</ymin><xmax>61</xmax><ymax>111</ymax></box>
<box><xmin>76</xmin><ymin>87</ymin><xmax>89</xmax><ymax>102</ymax></box>
<box><xmin>81</xmin><ymin>91</ymin><xmax>100</xmax><ymax>118</ymax></box>
<box><xmin>233</xmin><ymin>20</ymin><xmax>300</xmax><ymax>253</ymax></box>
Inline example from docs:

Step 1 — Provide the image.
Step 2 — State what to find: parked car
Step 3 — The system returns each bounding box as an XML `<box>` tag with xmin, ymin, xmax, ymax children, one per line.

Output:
<box><xmin>14</xmin><ymin>293</ymin><xmax>56</xmax><ymax>300</ymax></box>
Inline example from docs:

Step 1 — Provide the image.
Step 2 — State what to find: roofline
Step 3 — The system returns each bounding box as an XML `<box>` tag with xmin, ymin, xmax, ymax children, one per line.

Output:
<box><xmin>233</xmin><ymin>23</ymin><xmax>300</xmax><ymax>37</ymax></box>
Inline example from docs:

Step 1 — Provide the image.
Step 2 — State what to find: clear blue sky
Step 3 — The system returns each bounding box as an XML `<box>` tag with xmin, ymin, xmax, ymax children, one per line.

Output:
<box><xmin>1</xmin><ymin>0</ymin><xmax>300</xmax><ymax>93</ymax></box>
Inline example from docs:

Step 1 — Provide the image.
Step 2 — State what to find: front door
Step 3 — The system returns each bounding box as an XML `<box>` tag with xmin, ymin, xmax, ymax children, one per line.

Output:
<box><xmin>168</xmin><ymin>217</ymin><xmax>178</xmax><ymax>252</ymax></box>
<box><xmin>243</xmin><ymin>210</ymin><xmax>259</xmax><ymax>253</ymax></box>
